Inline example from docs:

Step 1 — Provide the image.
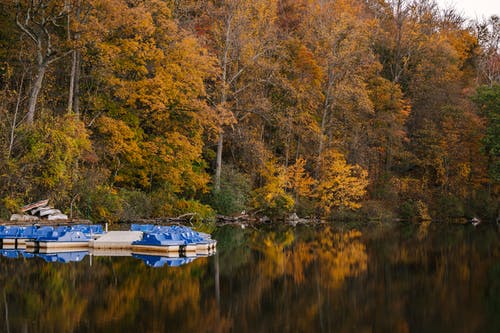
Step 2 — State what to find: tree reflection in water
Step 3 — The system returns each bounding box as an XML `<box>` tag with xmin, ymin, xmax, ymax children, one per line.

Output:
<box><xmin>0</xmin><ymin>224</ymin><xmax>498</xmax><ymax>333</ymax></box>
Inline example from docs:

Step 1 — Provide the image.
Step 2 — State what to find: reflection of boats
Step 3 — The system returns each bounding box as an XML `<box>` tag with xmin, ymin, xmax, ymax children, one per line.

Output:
<box><xmin>89</xmin><ymin>248</ymin><xmax>132</xmax><ymax>257</ymax></box>
<box><xmin>1</xmin><ymin>246</ymin><xmax>215</xmax><ymax>268</ymax></box>
<box><xmin>21</xmin><ymin>251</ymin><xmax>36</xmax><ymax>259</ymax></box>
<box><xmin>0</xmin><ymin>249</ymin><xmax>19</xmax><ymax>258</ymax></box>
<box><xmin>0</xmin><ymin>249</ymin><xmax>36</xmax><ymax>258</ymax></box>
<box><xmin>36</xmin><ymin>251</ymin><xmax>88</xmax><ymax>263</ymax></box>
<box><xmin>132</xmin><ymin>253</ymin><xmax>197</xmax><ymax>267</ymax></box>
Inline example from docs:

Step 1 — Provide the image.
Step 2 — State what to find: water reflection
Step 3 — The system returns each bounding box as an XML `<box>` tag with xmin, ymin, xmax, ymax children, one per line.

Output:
<box><xmin>132</xmin><ymin>254</ymin><xmax>196</xmax><ymax>267</ymax></box>
<box><xmin>37</xmin><ymin>251</ymin><xmax>87</xmax><ymax>263</ymax></box>
<box><xmin>0</xmin><ymin>224</ymin><xmax>498</xmax><ymax>333</ymax></box>
<box><xmin>0</xmin><ymin>247</ymin><xmax>214</xmax><ymax>267</ymax></box>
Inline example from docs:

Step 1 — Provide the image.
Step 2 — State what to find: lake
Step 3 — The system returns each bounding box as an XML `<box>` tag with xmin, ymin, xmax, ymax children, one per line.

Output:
<box><xmin>0</xmin><ymin>222</ymin><xmax>499</xmax><ymax>332</ymax></box>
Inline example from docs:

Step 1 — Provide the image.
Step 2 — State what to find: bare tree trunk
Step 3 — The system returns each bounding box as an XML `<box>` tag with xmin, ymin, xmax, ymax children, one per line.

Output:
<box><xmin>215</xmin><ymin>131</ymin><xmax>223</xmax><ymax>191</ymax></box>
<box><xmin>73</xmin><ymin>49</ymin><xmax>81</xmax><ymax>115</ymax></box>
<box><xmin>316</xmin><ymin>99</ymin><xmax>329</xmax><ymax>178</ymax></box>
<box><xmin>214</xmin><ymin>16</ymin><xmax>232</xmax><ymax>191</ymax></box>
<box><xmin>16</xmin><ymin>0</ymin><xmax>72</xmax><ymax>124</ymax></box>
<box><xmin>67</xmin><ymin>49</ymin><xmax>81</xmax><ymax>115</ymax></box>
<box><xmin>316</xmin><ymin>65</ymin><xmax>334</xmax><ymax>178</ymax></box>
<box><xmin>8</xmin><ymin>72</ymin><xmax>25</xmax><ymax>158</ymax></box>
<box><xmin>26</xmin><ymin>63</ymin><xmax>47</xmax><ymax>125</ymax></box>
<box><xmin>68</xmin><ymin>49</ymin><xmax>76</xmax><ymax>112</ymax></box>
<box><xmin>68</xmin><ymin>2</ymin><xmax>81</xmax><ymax>115</ymax></box>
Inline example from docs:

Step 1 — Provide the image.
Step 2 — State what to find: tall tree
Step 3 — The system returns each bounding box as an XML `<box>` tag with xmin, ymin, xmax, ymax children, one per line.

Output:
<box><xmin>14</xmin><ymin>0</ymin><xmax>71</xmax><ymax>124</ymax></box>
<box><xmin>185</xmin><ymin>0</ymin><xmax>278</xmax><ymax>190</ymax></box>
<box><xmin>86</xmin><ymin>0</ymin><xmax>215</xmax><ymax>197</ymax></box>
<box><xmin>301</xmin><ymin>0</ymin><xmax>377</xmax><ymax>172</ymax></box>
<box><xmin>473</xmin><ymin>15</ymin><xmax>500</xmax><ymax>86</ymax></box>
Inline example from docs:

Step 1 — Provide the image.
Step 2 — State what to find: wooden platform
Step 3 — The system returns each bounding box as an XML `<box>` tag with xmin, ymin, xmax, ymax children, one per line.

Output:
<box><xmin>2</xmin><ymin>238</ymin><xmax>27</xmax><ymax>246</ymax></box>
<box><xmin>89</xmin><ymin>231</ymin><xmax>143</xmax><ymax>249</ymax></box>
<box><xmin>25</xmin><ymin>240</ymin><xmax>89</xmax><ymax>249</ymax></box>
<box><xmin>1</xmin><ymin>244</ymin><xmax>25</xmax><ymax>250</ymax></box>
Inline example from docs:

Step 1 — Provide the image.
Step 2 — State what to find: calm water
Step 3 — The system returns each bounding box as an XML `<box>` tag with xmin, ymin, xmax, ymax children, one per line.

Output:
<box><xmin>0</xmin><ymin>223</ymin><xmax>499</xmax><ymax>333</ymax></box>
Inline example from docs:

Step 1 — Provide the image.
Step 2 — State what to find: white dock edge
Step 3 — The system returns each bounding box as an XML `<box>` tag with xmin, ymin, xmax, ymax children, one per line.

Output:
<box><xmin>40</xmin><ymin>242</ymin><xmax>89</xmax><ymax>249</ymax></box>
<box><xmin>2</xmin><ymin>239</ymin><xmax>22</xmax><ymax>246</ymax></box>
<box><xmin>90</xmin><ymin>231</ymin><xmax>143</xmax><ymax>249</ymax></box>
<box><xmin>89</xmin><ymin>248</ymin><xmax>133</xmax><ymax>257</ymax></box>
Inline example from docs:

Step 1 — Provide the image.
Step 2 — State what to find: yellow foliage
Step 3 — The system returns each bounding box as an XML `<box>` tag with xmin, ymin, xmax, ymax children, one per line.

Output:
<box><xmin>315</xmin><ymin>150</ymin><xmax>368</xmax><ymax>215</ymax></box>
<box><xmin>287</xmin><ymin>157</ymin><xmax>315</xmax><ymax>200</ymax></box>
<box><xmin>252</xmin><ymin>160</ymin><xmax>294</xmax><ymax>217</ymax></box>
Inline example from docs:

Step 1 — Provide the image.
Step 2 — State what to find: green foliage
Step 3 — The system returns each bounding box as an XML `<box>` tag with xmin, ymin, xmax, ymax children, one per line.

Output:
<box><xmin>118</xmin><ymin>189</ymin><xmax>154</xmax><ymax>221</ymax></box>
<box><xmin>472</xmin><ymin>84</ymin><xmax>500</xmax><ymax>183</ymax></box>
<box><xmin>400</xmin><ymin>200</ymin><xmax>431</xmax><ymax>222</ymax></box>
<box><xmin>357</xmin><ymin>200</ymin><xmax>397</xmax><ymax>223</ymax></box>
<box><xmin>81</xmin><ymin>185</ymin><xmax>124</xmax><ymax>223</ymax></box>
<box><xmin>433</xmin><ymin>194</ymin><xmax>465</xmax><ymax>220</ymax></box>
<box><xmin>171</xmin><ymin>199</ymin><xmax>215</xmax><ymax>222</ymax></box>
<box><xmin>466</xmin><ymin>189</ymin><xmax>500</xmax><ymax>221</ymax></box>
<box><xmin>399</xmin><ymin>200</ymin><xmax>419</xmax><ymax>221</ymax></box>
<box><xmin>4</xmin><ymin>114</ymin><xmax>92</xmax><ymax>208</ymax></box>
<box><xmin>207</xmin><ymin>165</ymin><xmax>252</xmax><ymax>215</ymax></box>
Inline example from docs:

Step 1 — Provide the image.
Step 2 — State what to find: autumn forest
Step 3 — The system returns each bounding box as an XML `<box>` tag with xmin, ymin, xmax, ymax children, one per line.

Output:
<box><xmin>0</xmin><ymin>0</ymin><xmax>498</xmax><ymax>222</ymax></box>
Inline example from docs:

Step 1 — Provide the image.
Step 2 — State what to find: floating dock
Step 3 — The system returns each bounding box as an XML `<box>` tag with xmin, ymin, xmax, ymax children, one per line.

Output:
<box><xmin>26</xmin><ymin>240</ymin><xmax>90</xmax><ymax>249</ymax></box>
<box><xmin>1</xmin><ymin>224</ymin><xmax>216</xmax><ymax>256</ymax></box>
<box><xmin>89</xmin><ymin>231</ymin><xmax>143</xmax><ymax>249</ymax></box>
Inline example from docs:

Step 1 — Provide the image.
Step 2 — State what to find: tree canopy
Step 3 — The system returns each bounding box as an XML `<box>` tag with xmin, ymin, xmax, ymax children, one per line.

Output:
<box><xmin>0</xmin><ymin>0</ymin><xmax>498</xmax><ymax>221</ymax></box>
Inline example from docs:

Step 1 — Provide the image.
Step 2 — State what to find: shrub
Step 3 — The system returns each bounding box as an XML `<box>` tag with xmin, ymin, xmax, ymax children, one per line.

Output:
<box><xmin>172</xmin><ymin>199</ymin><xmax>215</xmax><ymax>222</ymax></box>
<box><xmin>118</xmin><ymin>189</ymin><xmax>154</xmax><ymax>220</ymax></box>
<box><xmin>80</xmin><ymin>185</ymin><xmax>124</xmax><ymax>223</ymax></box>
<box><xmin>207</xmin><ymin>164</ymin><xmax>251</xmax><ymax>215</ymax></box>
<box><xmin>400</xmin><ymin>199</ymin><xmax>431</xmax><ymax>222</ymax></box>
<box><xmin>251</xmin><ymin>161</ymin><xmax>294</xmax><ymax>219</ymax></box>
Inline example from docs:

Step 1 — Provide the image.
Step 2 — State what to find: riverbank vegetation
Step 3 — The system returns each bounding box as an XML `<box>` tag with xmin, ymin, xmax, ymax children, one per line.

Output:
<box><xmin>0</xmin><ymin>0</ymin><xmax>498</xmax><ymax>222</ymax></box>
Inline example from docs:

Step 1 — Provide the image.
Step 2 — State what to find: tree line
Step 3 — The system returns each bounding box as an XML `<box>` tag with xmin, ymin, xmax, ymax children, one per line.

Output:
<box><xmin>0</xmin><ymin>0</ymin><xmax>498</xmax><ymax>222</ymax></box>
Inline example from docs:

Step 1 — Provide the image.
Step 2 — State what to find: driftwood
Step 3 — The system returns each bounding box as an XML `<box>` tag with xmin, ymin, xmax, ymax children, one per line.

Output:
<box><xmin>120</xmin><ymin>213</ymin><xmax>258</xmax><ymax>226</ymax></box>
<box><xmin>120</xmin><ymin>212</ymin><xmax>322</xmax><ymax>227</ymax></box>
<box><xmin>1</xmin><ymin>212</ymin><xmax>317</xmax><ymax>227</ymax></box>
